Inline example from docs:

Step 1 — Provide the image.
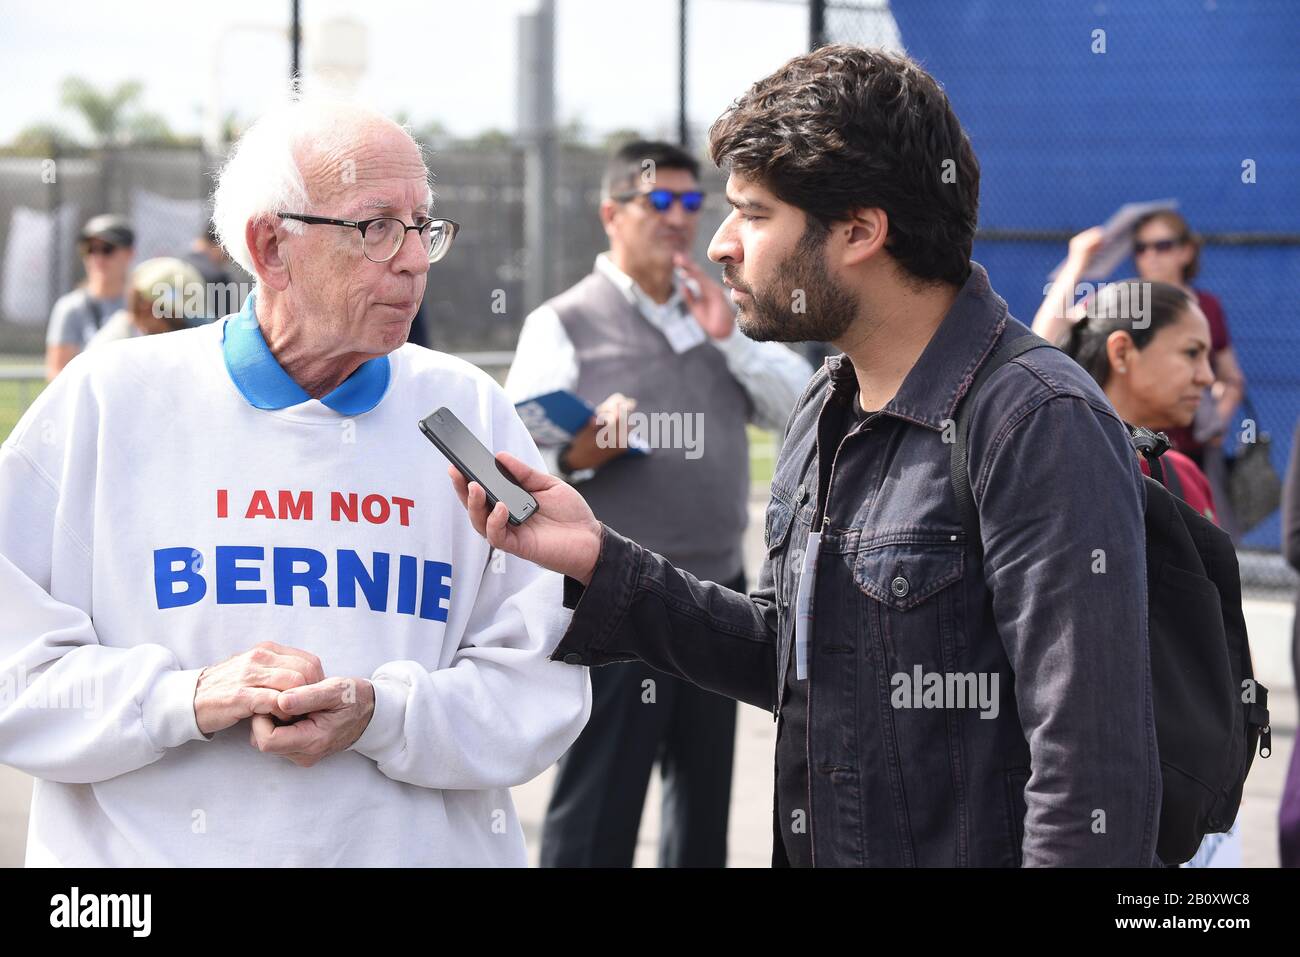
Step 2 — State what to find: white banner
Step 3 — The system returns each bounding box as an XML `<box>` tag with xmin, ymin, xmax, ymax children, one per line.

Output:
<box><xmin>131</xmin><ymin>189</ymin><xmax>205</xmax><ymax>263</ymax></box>
<box><xmin>1</xmin><ymin>204</ymin><xmax>80</xmax><ymax>326</ymax></box>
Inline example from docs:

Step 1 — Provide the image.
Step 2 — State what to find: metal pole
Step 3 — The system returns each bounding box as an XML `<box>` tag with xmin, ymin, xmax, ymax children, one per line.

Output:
<box><xmin>809</xmin><ymin>0</ymin><xmax>825</xmax><ymax>50</ymax></box>
<box><xmin>48</xmin><ymin>143</ymin><xmax>63</xmax><ymax>321</ymax></box>
<box><xmin>518</xmin><ymin>0</ymin><xmax>556</xmax><ymax>313</ymax></box>
<box><xmin>678</xmin><ymin>0</ymin><xmax>688</xmax><ymax>147</ymax></box>
<box><xmin>290</xmin><ymin>0</ymin><xmax>302</xmax><ymax>83</ymax></box>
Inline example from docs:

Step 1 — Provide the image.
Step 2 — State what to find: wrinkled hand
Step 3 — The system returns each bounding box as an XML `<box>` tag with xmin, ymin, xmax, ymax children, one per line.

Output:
<box><xmin>674</xmin><ymin>253</ymin><xmax>735</xmax><ymax>340</ymax></box>
<box><xmin>249</xmin><ymin>677</ymin><xmax>375</xmax><ymax>767</ymax></box>
<box><xmin>449</xmin><ymin>450</ymin><xmax>603</xmax><ymax>584</ymax></box>
<box><xmin>194</xmin><ymin>641</ymin><xmax>325</xmax><ymax>736</ymax></box>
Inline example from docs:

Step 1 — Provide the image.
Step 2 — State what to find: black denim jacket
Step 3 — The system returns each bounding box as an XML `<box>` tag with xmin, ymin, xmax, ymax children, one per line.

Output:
<box><xmin>552</xmin><ymin>262</ymin><xmax>1162</xmax><ymax>867</ymax></box>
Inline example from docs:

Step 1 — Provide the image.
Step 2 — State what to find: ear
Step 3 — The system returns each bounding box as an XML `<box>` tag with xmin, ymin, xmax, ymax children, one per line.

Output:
<box><xmin>837</xmin><ymin>207</ymin><xmax>889</xmax><ymax>268</ymax></box>
<box><xmin>246</xmin><ymin>217</ymin><xmax>292</xmax><ymax>292</ymax></box>
<box><xmin>1105</xmin><ymin>329</ymin><xmax>1135</xmax><ymax>372</ymax></box>
<box><xmin>598</xmin><ymin>198</ymin><xmax>619</xmax><ymax>236</ymax></box>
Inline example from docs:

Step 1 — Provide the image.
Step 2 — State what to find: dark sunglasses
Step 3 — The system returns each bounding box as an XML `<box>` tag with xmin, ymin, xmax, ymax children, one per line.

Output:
<box><xmin>615</xmin><ymin>189</ymin><xmax>706</xmax><ymax>213</ymax></box>
<box><xmin>1133</xmin><ymin>237</ymin><xmax>1183</xmax><ymax>255</ymax></box>
<box><xmin>82</xmin><ymin>242</ymin><xmax>119</xmax><ymax>256</ymax></box>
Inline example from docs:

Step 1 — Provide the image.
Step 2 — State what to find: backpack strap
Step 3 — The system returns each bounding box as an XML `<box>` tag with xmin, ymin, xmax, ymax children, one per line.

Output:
<box><xmin>950</xmin><ymin>325</ymin><xmax>1056</xmax><ymax>556</ymax></box>
<box><xmin>1130</xmin><ymin>425</ymin><xmax>1186</xmax><ymax>500</ymax></box>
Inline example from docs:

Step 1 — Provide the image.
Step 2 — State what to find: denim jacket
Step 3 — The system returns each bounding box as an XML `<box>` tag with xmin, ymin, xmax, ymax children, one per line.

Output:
<box><xmin>552</xmin><ymin>262</ymin><xmax>1162</xmax><ymax>866</ymax></box>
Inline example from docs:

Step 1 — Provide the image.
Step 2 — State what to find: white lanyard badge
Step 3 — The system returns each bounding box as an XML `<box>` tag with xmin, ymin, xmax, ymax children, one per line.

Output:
<box><xmin>792</xmin><ymin>530</ymin><xmax>822</xmax><ymax>681</ymax></box>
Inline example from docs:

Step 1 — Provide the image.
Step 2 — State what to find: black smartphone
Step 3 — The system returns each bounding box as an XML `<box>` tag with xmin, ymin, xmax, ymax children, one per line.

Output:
<box><xmin>419</xmin><ymin>407</ymin><xmax>538</xmax><ymax>525</ymax></box>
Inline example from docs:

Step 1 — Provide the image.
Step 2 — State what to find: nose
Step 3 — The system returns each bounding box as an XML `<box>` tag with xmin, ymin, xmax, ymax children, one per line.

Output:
<box><xmin>392</xmin><ymin>224</ymin><xmax>431</xmax><ymax>276</ymax></box>
<box><xmin>663</xmin><ymin>200</ymin><xmax>691</xmax><ymax>228</ymax></box>
<box><xmin>708</xmin><ymin>213</ymin><xmax>741</xmax><ymax>264</ymax></box>
<box><xmin>1193</xmin><ymin>352</ymin><xmax>1215</xmax><ymax>388</ymax></box>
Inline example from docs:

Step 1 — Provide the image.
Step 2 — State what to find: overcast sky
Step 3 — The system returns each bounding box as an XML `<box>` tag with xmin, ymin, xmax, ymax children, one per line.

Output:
<box><xmin>0</xmin><ymin>0</ymin><xmax>837</xmax><ymax>144</ymax></box>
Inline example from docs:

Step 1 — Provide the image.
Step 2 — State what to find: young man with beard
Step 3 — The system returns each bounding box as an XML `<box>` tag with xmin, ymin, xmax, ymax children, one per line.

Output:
<box><xmin>453</xmin><ymin>46</ymin><xmax>1160</xmax><ymax>867</ymax></box>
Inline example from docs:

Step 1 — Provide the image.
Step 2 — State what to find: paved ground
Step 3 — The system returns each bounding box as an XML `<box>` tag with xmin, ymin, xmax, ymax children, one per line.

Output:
<box><xmin>0</xmin><ymin>494</ymin><xmax>1294</xmax><ymax>867</ymax></box>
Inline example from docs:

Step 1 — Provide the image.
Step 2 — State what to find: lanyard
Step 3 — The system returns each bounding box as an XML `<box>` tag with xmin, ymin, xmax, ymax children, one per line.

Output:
<box><xmin>792</xmin><ymin>530</ymin><xmax>822</xmax><ymax>680</ymax></box>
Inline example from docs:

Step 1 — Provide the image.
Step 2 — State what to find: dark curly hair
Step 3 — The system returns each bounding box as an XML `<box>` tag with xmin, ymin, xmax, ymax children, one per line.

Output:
<box><xmin>707</xmin><ymin>44</ymin><xmax>980</xmax><ymax>287</ymax></box>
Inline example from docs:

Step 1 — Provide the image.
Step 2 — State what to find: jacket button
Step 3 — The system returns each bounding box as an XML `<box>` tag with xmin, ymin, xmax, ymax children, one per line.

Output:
<box><xmin>890</xmin><ymin>576</ymin><xmax>910</xmax><ymax>598</ymax></box>
<box><xmin>796</xmin><ymin>484</ymin><xmax>808</xmax><ymax>503</ymax></box>
<box><xmin>562</xmin><ymin>653</ymin><xmax>584</xmax><ymax>665</ymax></box>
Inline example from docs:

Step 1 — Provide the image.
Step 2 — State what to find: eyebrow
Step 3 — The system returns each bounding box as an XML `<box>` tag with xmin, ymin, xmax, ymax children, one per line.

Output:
<box><xmin>725</xmin><ymin>191</ymin><xmax>771</xmax><ymax>213</ymax></box>
<box><xmin>353</xmin><ymin>198</ymin><xmax>430</xmax><ymax>216</ymax></box>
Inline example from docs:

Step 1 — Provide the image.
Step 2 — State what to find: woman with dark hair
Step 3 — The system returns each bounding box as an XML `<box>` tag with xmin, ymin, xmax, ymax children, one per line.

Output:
<box><xmin>1061</xmin><ymin>278</ymin><xmax>1218</xmax><ymax>520</ymax></box>
<box><xmin>1035</xmin><ymin>211</ymin><xmax>1246</xmax><ymax>532</ymax></box>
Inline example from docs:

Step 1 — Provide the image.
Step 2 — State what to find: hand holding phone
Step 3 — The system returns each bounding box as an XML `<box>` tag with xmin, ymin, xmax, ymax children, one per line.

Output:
<box><xmin>419</xmin><ymin>407</ymin><xmax>538</xmax><ymax>525</ymax></box>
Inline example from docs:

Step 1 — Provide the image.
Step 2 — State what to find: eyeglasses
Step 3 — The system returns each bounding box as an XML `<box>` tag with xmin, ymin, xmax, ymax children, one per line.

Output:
<box><xmin>614</xmin><ymin>189</ymin><xmax>706</xmax><ymax>214</ymax></box>
<box><xmin>277</xmin><ymin>213</ymin><xmax>461</xmax><ymax>264</ymax></box>
<box><xmin>1133</xmin><ymin>237</ymin><xmax>1183</xmax><ymax>256</ymax></box>
<box><xmin>82</xmin><ymin>242</ymin><xmax>119</xmax><ymax>257</ymax></box>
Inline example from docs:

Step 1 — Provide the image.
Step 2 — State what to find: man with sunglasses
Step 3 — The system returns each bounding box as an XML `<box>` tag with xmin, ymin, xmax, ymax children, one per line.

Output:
<box><xmin>45</xmin><ymin>214</ymin><xmax>135</xmax><ymax>380</ymax></box>
<box><xmin>0</xmin><ymin>97</ymin><xmax>590</xmax><ymax>866</ymax></box>
<box><xmin>505</xmin><ymin>140</ymin><xmax>811</xmax><ymax>867</ymax></box>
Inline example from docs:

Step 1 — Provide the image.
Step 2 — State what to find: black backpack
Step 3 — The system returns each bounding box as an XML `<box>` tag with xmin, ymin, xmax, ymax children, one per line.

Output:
<box><xmin>951</xmin><ymin>323</ymin><xmax>1272</xmax><ymax>865</ymax></box>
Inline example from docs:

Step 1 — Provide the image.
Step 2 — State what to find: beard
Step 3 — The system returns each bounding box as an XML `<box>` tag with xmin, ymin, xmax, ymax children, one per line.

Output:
<box><xmin>725</xmin><ymin>224</ymin><xmax>859</xmax><ymax>344</ymax></box>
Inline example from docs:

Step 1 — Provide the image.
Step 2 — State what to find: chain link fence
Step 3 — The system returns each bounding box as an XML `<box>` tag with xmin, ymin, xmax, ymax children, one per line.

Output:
<box><xmin>0</xmin><ymin>147</ymin><xmax>220</xmax><ymax>355</ymax></box>
<box><xmin>0</xmin><ymin>141</ymin><xmax>731</xmax><ymax>436</ymax></box>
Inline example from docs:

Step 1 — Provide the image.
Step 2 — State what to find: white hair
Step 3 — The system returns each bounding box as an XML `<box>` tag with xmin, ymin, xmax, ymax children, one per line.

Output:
<box><xmin>212</xmin><ymin>94</ymin><xmax>434</xmax><ymax>277</ymax></box>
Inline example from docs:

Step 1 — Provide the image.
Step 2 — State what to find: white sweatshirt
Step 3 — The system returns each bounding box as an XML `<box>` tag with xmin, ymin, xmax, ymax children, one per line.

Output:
<box><xmin>0</xmin><ymin>303</ymin><xmax>591</xmax><ymax>866</ymax></box>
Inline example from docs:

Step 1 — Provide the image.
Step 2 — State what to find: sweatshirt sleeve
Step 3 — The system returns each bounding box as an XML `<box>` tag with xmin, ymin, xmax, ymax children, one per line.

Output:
<box><xmin>0</xmin><ymin>375</ymin><xmax>208</xmax><ymax>784</ymax></box>
<box><xmin>348</xmin><ymin>381</ymin><xmax>591</xmax><ymax>789</ymax></box>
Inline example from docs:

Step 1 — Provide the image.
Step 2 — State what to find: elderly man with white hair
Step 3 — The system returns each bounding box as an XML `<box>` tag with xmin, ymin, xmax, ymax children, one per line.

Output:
<box><xmin>0</xmin><ymin>98</ymin><xmax>590</xmax><ymax>866</ymax></box>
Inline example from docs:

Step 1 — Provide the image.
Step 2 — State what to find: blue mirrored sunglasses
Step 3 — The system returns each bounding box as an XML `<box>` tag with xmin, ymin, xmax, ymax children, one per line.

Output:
<box><xmin>615</xmin><ymin>189</ymin><xmax>706</xmax><ymax>213</ymax></box>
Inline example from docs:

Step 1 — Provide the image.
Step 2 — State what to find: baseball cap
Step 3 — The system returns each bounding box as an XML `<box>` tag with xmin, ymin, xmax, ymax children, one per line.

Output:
<box><xmin>78</xmin><ymin>214</ymin><xmax>135</xmax><ymax>249</ymax></box>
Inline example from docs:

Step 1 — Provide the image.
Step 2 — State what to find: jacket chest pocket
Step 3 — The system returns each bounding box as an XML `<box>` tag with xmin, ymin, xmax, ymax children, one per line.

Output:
<box><xmin>764</xmin><ymin>493</ymin><xmax>801</xmax><ymax>611</ymax></box>
<box><xmin>765</xmin><ymin>494</ymin><xmax>796</xmax><ymax>558</ymax></box>
<box><xmin>852</xmin><ymin>535</ymin><xmax>965</xmax><ymax>669</ymax></box>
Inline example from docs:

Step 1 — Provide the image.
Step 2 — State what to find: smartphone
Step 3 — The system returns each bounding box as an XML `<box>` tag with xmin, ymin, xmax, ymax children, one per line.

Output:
<box><xmin>419</xmin><ymin>407</ymin><xmax>538</xmax><ymax>525</ymax></box>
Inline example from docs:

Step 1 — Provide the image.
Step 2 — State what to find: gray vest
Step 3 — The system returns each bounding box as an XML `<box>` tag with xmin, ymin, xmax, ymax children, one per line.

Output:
<box><xmin>548</xmin><ymin>270</ymin><xmax>752</xmax><ymax>582</ymax></box>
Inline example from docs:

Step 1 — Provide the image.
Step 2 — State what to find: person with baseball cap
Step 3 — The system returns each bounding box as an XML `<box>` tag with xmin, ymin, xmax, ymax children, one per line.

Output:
<box><xmin>44</xmin><ymin>213</ymin><xmax>135</xmax><ymax>379</ymax></box>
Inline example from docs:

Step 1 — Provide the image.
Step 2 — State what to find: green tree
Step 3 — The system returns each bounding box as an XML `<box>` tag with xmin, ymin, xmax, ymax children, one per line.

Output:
<box><xmin>601</xmin><ymin>128</ymin><xmax>644</xmax><ymax>153</ymax></box>
<box><xmin>124</xmin><ymin>111</ymin><xmax>180</xmax><ymax>144</ymax></box>
<box><xmin>413</xmin><ymin>119</ymin><xmax>451</xmax><ymax>148</ymax></box>
<box><xmin>463</xmin><ymin>128</ymin><xmax>514</xmax><ymax>151</ymax></box>
<box><xmin>7</xmin><ymin>122</ymin><xmax>77</xmax><ymax>155</ymax></box>
<box><xmin>59</xmin><ymin>77</ymin><xmax>146</xmax><ymax>146</ymax></box>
